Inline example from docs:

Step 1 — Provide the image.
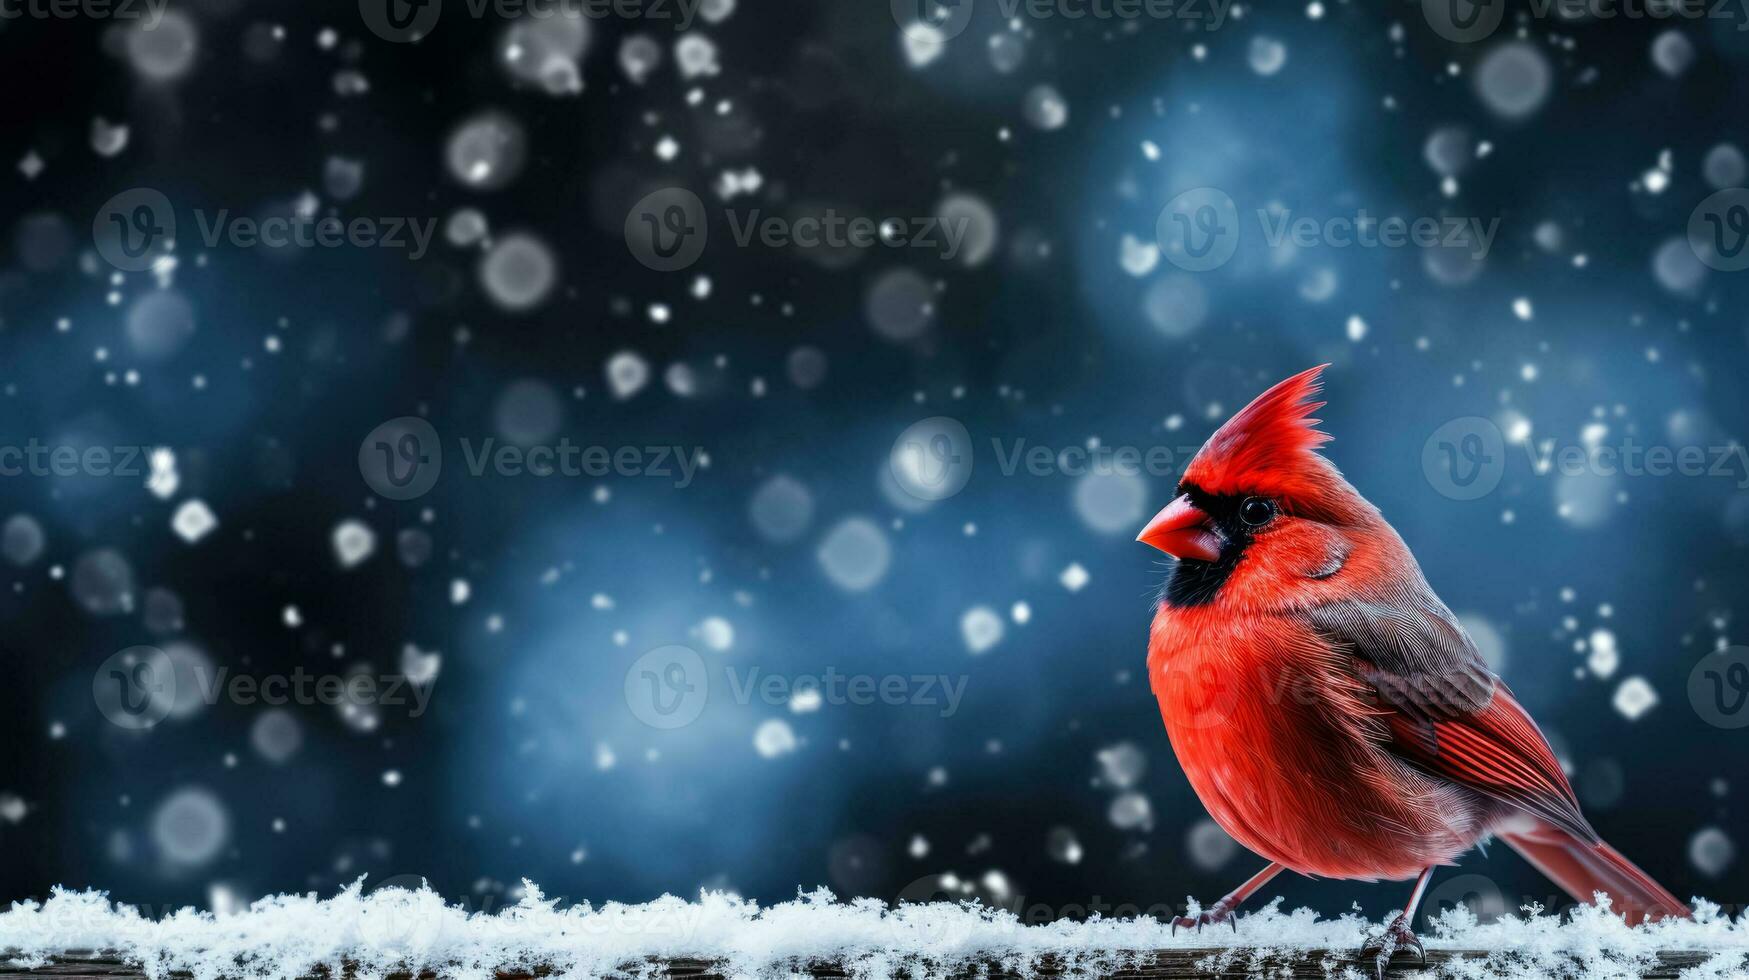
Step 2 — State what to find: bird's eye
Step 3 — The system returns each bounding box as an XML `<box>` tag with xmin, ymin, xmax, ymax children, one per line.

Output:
<box><xmin>1239</xmin><ymin>497</ymin><xmax>1276</xmax><ymax>527</ymax></box>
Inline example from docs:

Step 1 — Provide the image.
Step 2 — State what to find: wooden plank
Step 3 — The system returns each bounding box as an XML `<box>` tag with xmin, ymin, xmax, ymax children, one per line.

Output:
<box><xmin>0</xmin><ymin>951</ymin><xmax>1720</xmax><ymax>980</ymax></box>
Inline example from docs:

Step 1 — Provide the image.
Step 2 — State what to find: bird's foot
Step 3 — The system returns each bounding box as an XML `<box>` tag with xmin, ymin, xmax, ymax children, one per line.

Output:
<box><xmin>1359</xmin><ymin>919</ymin><xmax>1425</xmax><ymax>979</ymax></box>
<box><xmin>1169</xmin><ymin>901</ymin><xmax>1237</xmax><ymax>934</ymax></box>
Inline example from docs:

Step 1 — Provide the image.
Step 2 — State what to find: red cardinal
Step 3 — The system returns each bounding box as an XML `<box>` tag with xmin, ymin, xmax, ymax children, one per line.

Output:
<box><xmin>1137</xmin><ymin>366</ymin><xmax>1688</xmax><ymax>974</ymax></box>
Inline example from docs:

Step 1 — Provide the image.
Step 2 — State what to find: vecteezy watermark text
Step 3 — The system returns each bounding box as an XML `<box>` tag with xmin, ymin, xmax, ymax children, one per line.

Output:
<box><xmin>93</xmin><ymin>646</ymin><xmax>434</xmax><ymax>730</ymax></box>
<box><xmin>722</xmin><ymin>666</ymin><xmax>969</xmax><ymax>717</ymax></box>
<box><xmin>1155</xmin><ymin>187</ymin><xmax>1499</xmax><ymax>273</ymax></box>
<box><xmin>992</xmin><ymin>0</ymin><xmax>1232</xmax><ymax>27</ymax></box>
<box><xmin>1419</xmin><ymin>0</ymin><xmax>1749</xmax><ymax>44</ymax></box>
<box><xmin>623</xmin><ymin>645</ymin><xmax>969</xmax><ymax>729</ymax></box>
<box><xmin>724</xmin><ymin>210</ymin><xmax>974</xmax><ymax>262</ymax></box>
<box><xmin>1255</xmin><ymin>209</ymin><xmax>1497</xmax><ymax>257</ymax></box>
<box><xmin>890</xmin><ymin>0</ymin><xmax>1232</xmax><ymax>43</ymax></box>
<box><xmin>0</xmin><ymin>0</ymin><xmax>165</xmax><ymax>24</ymax></box>
<box><xmin>360</xmin><ymin>0</ymin><xmax>717</xmax><ymax>43</ymax></box>
<box><xmin>1422</xmin><ymin>416</ymin><xmax>1749</xmax><ymax>500</ymax></box>
<box><xmin>359</xmin><ymin>417</ymin><xmax>705</xmax><ymax>500</ymax></box>
<box><xmin>624</xmin><ymin>188</ymin><xmax>976</xmax><ymax>271</ymax></box>
<box><xmin>189</xmin><ymin>210</ymin><xmax>435</xmax><ymax>259</ymax></box>
<box><xmin>0</xmin><ymin>441</ymin><xmax>156</xmax><ymax>478</ymax></box>
<box><xmin>93</xmin><ymin>188</ymin><xmax>435</xmax><ymax>271</ymax></box>
<box><xmin>456</xmin><ymin>438</ymin><xmax>704</xmax><ymax>486</ymax></box>
<box><xmin>886</xmin><ymin>415</ymin><xmax>1206</xmax><ymax>502</ymax></box>
<box><xmin>989</xmin><ymin>439</ymin><xmax>1202</xmax><ymax>478</ymax></box>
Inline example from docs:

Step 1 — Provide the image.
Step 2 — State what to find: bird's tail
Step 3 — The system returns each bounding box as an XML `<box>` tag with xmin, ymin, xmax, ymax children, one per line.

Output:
<box><xmin>1501</xmin><ymin>819</ymin><xmax>1691</xmax><ymax>925</ymax></box>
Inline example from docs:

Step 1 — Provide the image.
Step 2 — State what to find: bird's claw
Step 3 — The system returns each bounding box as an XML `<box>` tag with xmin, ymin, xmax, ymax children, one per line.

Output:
<box><xmin>1359</xmin><ymin>920</ymin><xmax>1425</xmax><ymax>979</ymax></box>
<box><xmin>1169</xmin><ymin>903</ymin><xmax>1236</xmax><ymax>935</ymax></box>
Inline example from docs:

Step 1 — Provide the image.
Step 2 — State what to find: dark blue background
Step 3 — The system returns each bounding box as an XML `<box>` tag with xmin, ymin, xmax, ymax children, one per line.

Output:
<box><xmin>0</xmin><ymin>0</ymin><xmax>1743</xmax><ymax>929</ymax></box>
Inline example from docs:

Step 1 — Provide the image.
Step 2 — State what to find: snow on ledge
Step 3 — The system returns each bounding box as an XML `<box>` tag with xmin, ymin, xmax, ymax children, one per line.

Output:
<box><xmin>0</xmin><ymin>881</ymin><xmax>1745</xmax><ymax>980</ymax></box>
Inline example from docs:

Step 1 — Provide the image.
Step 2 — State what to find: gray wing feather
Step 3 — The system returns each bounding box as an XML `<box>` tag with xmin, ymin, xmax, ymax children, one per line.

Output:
<box><xmin>1305</xmin><ymin>589</ymin><xmax>1498</xmax><ymax>723</ymax></box>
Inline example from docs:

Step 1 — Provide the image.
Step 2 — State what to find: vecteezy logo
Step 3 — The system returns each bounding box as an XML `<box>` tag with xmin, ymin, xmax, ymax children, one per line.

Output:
<box><xmin>624</xmin><ymin>645</ymin><xmax>709</xmax><ymax>729</ymax></box>
<box><xmin>1688</xmin><ymin>189</ymin><xmax>1749</xmax><ymax>273</ymax></box>
<box><xmin>890</xmin><ymin>0</ymin><xmax>975</xmax><ymax>42</ymax></box>
<box><xmin>93</xmin><ymin>188</ymin><xmax>175</xmax><ymax>272</ymax></box>
<box><xmin>893</xmin><ymin>875</ymin><xmax>980</xmax><ymax>945</ymax></box>
<box><xmin>889</xmin><ymin>417</ymin><xmax>974</xmax><ymax>501</ymax></box>
<box><xmin>1153</xmin><ymin>646</ymin><xmax>1246</xmax><ymax>731</ymax></box>
<box><xmin>358</xmin><ymin>417</ymin><xmax>443</xmax><ymax>501</ymax></box>
<box><xmin>1420</xmin><ymin>0</ymin><xmax>1504</xmax><ymax>43</ymax></box>
<box><xmin>1156</xmin><ymin>187</ymin><xmax>1240</xmax><ymax>272</ymax></box>
<box><xmin>93</xmin><ymin>645</ymin><xmax>176</xmax><ymax>730</ymax></box>
<box><xmin>358</xmin><ymin>873</ymin><xmax>444</xmax><ymax>952</ymax></box>
<box><xmin>1689</xmin><ymin>646</ymin><xmax>1749</xmax><ymax>730</ymax></box>
<box><xmin>1421</xmin><ymin>873</ymin><xmax>1505</xmax><ymax>928</ymax></box>
<box><xmin>359</xmin><ymin>0</ymin><xmax>442</xmax><ymax>42</ymax></box>
<box><xmin>625</xmin><ymin>188</ymin><xmax>709</xmax><ymax>272</ymax></box>
<box><xmin>1421</xmin><ymin>417</ymin><xmax>1506</xmax><ymax>501</ymax></box>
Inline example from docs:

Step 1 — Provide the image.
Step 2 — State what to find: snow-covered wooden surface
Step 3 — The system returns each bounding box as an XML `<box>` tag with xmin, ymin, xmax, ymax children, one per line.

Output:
<box><xmin>2</xmin><ymin>882</ymin><xmax>1744</xmax><ymax>980</ymax></box>
<box><xmin>0</xmin><ymin>950</ymin><xmax>1728</xmax><ymax>980</ymax></box>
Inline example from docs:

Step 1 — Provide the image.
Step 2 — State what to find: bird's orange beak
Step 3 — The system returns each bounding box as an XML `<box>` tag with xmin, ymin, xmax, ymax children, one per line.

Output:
<box><xmin>1137</xmin><ymin>494</ymin><xmax>1223</xmax><ymax>562</ymax></box>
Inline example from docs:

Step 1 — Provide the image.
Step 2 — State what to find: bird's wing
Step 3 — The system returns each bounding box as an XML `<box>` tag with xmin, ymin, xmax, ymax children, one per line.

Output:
<box><xmin>1306</xmin><ymin>594</ymin><xmax>1598</xmax><ymax>844</ymax></box>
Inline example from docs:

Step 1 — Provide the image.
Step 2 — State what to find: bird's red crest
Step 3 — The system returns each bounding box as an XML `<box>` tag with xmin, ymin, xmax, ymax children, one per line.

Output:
<box><xmin>1182</xmin><ymin>365</ymin><xmax>1337</xmax><ymax>505</ymax></box>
